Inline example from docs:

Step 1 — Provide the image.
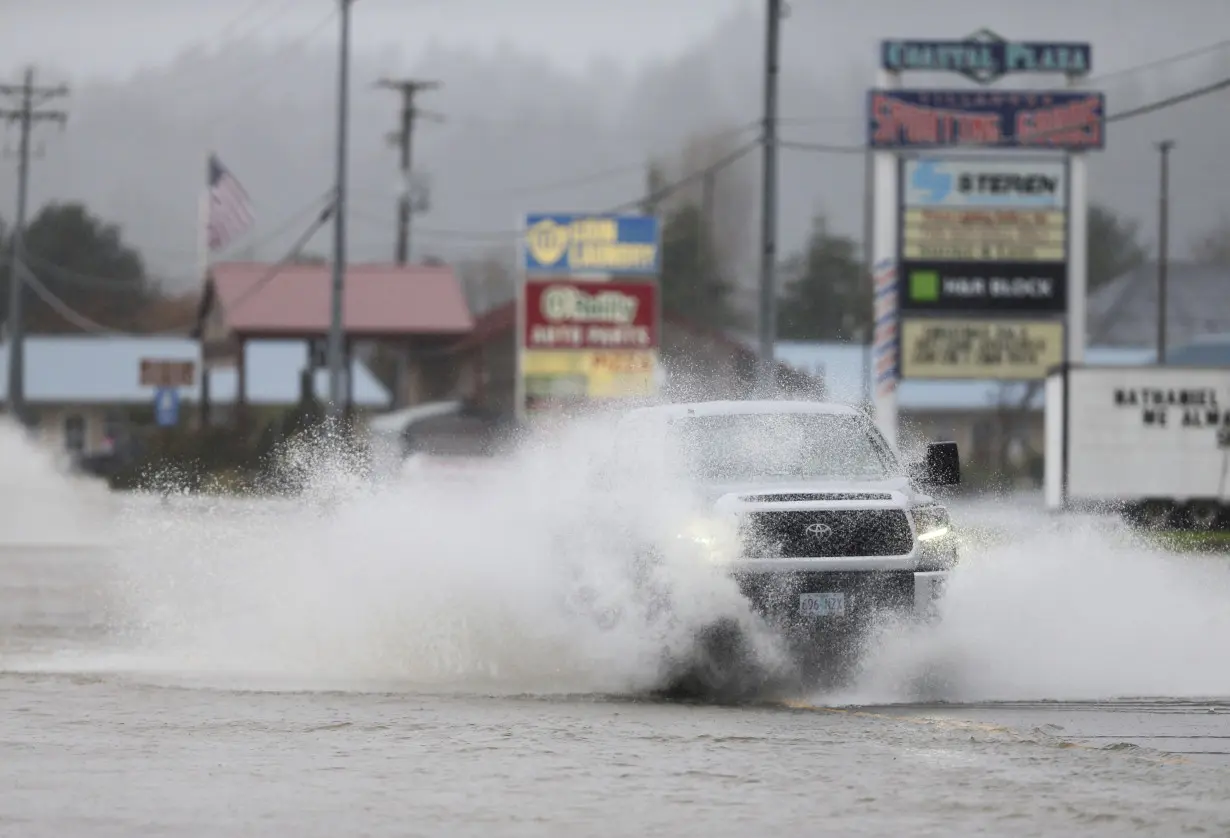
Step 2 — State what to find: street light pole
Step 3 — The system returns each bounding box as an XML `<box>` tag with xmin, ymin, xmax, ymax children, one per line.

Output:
<box><xmin>756</xmin><ymin>0</ymin><xmax>782</xmax><ymax>392</ymax></box>
<box><xmin>1156</xmin><ymin>139</ymin><xmax>1174</xmax><ymax>365</ymax></box>
<box><xmin>327</xmin><ymin>0</ymin><xmax>353</xmax><ymax>420</ymax></box>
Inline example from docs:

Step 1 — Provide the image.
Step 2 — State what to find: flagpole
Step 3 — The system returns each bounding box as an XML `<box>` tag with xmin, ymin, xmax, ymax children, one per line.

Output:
<box><xmin>197</xmin><ymin>152</ymin><xmax>211</xmax><ymax>284</ymax></box>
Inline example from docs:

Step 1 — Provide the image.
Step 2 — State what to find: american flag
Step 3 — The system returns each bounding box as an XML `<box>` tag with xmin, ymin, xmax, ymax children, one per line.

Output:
<box><xmin>206</xmin><ymin>153</ymin><xmax>254</xmax><ymax>252</ymax></box>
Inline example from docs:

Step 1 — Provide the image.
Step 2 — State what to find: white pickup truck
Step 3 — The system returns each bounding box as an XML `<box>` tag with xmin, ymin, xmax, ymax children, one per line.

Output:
<box><xmin>596</xmin><ymin>398</ymin><xmax>962</xmax><ymax>696</ymax></box>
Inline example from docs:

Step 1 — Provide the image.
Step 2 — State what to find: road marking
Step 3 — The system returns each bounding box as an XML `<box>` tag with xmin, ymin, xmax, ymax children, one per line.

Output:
<box><xmin>779</xmin><ymin>700</ymin><xmax>1191</xmax><ymax>765</ymax></box>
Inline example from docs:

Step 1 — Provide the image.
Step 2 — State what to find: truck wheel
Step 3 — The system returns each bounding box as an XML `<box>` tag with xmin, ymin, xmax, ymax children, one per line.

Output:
<box><xmin>1128</xmin><ymin>500</ymin><xmax>1174</xmax><ymax>530</ymax></box>
<box><xmin>1186</xmin><ymin>501</ymin><xmax>1224</xmax><ymax>531</ymax></box>
<box><xmin>658</xmin><ymin>617</ymin><xmax>776</xmax><ymax>704</ymax></box>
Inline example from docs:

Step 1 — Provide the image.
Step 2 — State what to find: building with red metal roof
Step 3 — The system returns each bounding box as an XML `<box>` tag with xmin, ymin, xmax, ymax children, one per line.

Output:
<box><xmin>194</xmin><ymin>261</ymin><xmax>475</xmax><ymax>421</ymax></box>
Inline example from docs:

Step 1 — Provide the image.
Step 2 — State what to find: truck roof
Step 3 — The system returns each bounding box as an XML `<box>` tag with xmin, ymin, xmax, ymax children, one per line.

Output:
<box><xmin>621</xmin><ymin>399</ymin><xmax>863</xmax><ymax>421</ymax></box>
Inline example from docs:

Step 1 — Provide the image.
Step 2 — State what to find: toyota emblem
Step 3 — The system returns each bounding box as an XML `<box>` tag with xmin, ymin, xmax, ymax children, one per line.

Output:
<box><xmin>805</xmin><ymin>523</ymin><xmax>833</xmax><ymax>538</ymax></box>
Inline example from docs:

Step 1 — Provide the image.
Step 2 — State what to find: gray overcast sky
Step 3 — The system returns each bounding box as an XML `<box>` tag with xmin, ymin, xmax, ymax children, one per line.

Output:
<box><xmin>3</xmin><ymin>0</ymin><xmax>745</xmax><ymax>79</ymax></box>
<box><xmin>7</xmin><ymin>0</ymin><xmax>1228</xmax><ymax>83</ymax></box>
<box><xmin>3</xmin><ymin>0</ymin><xmax>1230</xmax><ymax>307</ymax></box>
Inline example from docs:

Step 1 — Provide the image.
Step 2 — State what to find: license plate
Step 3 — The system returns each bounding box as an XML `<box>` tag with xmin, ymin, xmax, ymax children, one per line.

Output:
<box><xmin>799</xmin><ymin>592</ymin><xmax>846</xmax><ymax>618</ymax></box>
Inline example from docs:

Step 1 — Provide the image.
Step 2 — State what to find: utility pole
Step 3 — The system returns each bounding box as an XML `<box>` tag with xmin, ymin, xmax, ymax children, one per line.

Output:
<box><xmin>861</xmin><ymin>149</ymin><xmax>875</xmax><ymax>407</ymax></box>
<box><xmin>697</xmin><ymin>170</ymin><xmax>714</xmax><ymax>273</ymax></box>
<box><xmin>757</xmin><ymin>0</ymin><xmax>783</xmax><ymax>392</ymax></box>
<box><xmin>1156</xmin><ymin>139</ymin><xmax>1175</xmax><ymax>365</ymax></box>
<box><xmin>375</xmin><ymin>77</ymin><xmax>440</xmax><ymax>266</ymax></box>
<box><xmin>1</xmin><ymin>68</ymin><xmax>68</xmax><ymax>428</ymax></box>
<box><xmin>327</xmin><ymin>0</ymin><xmax>353</xmax><ymax>420</ymax></box>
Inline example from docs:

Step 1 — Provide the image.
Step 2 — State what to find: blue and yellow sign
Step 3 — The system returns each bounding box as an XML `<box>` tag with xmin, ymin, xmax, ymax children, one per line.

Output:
<box><xmin>523</xmin><ymin>213</ymin><xmax>660</xmax><ymax>275</ymax></box>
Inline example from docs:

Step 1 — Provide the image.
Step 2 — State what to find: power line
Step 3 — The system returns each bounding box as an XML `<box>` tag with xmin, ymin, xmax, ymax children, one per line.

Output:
<box><xmin>1106</xmin><ymin>74</ymin><xmax>1230</xmax><ymax>123</ymax></box>
<box><xmin>348</xmin><ymin>139</ymin><xmax>761</xmax><ymax>242</ymax></box>
<box><xmin>177</xmin><ymin>9</ymin><xmax>339</xmax><ymax>104</ymax></box>
<box><xmin>214</xmin><ymin>0</ymin><xmax>293</xmax><ymax>42</ymax></box>
<box><xmin>4</xmin><ymin>190</ymin><xmax>337</xmax><ymax>290</ymax></box>
<box><xmin>779</xmin><ymin>138</ymin><xmax>863</xmax><ymax>155</ymax></box>
<box><xmin>346</xmin><ymin>120</ymin><xmax>760</xmax><ymax>207</ymax></box>
<box><xmin>16</xmin><ymin>262</ymin><xmax>126</xmax><ymax>336</ymax></box>
<box><xmin>606</xmin><ymin>138</ymin><xmax>761</xmax><ymax>213</ymax></box>
<box><xmin>15</xmin><ymin>196</ymin><xmax>339</xmax><ymax>338</ymax></box>
<box><xmin>8</xmin><ymin>252</ymin><xmax>152</xmax><ymax>293</ymax></box>
<box><xmin>11</xmin><ymin>142</ymin><xmax>759</xmax><ymax>339</ymax></box>
<box><xmin>218</xmin><ymin>197</ymin><xmax>338</xmax><ymax>320</ymax></box>
<box><xmin>1084</xmin><ymin>38</ymin><xmax>1230</xmax><ymax>86</ymax></box>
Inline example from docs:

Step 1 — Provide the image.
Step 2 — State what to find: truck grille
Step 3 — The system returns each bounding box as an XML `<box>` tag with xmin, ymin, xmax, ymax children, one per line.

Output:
<box><xmin>739</xmin><ymin>509</ymin><xmax>914</xmax><ymax>558</ymax></box>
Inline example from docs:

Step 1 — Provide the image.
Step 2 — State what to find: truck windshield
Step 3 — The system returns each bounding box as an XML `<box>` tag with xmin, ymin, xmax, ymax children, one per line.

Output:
<box><xmin>669</xmin><ymin>412</ymin><xmax>893</xmax><ymax>482</ymax></box>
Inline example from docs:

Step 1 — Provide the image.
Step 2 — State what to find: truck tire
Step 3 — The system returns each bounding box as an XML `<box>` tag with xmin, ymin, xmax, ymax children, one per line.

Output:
<box><xmin>1127</xmin><ymin>500</ymin><xmax>1174</xmax><ymax>530</ymax></box>
<box><xmin>1186</xmin><ymin>501</ymin><xmax>1224</xmax><ymax>531</ymax></box>
<box><xmin>658</xmin><ymin>617</ymin><xmax>783</xmax><ymax>704</ymax></box>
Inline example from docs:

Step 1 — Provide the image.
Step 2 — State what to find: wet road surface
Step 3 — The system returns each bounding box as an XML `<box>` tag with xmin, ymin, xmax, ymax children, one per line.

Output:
<box><xmin>1</xmin><ymin>490</ymin><xmax>1229</xmax><ymax>836</ymax></box>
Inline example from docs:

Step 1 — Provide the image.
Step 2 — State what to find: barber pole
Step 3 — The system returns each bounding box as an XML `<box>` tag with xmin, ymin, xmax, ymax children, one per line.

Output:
<box><xmin>872</xmin><ymin>259</ymin><xmax>899</xmax><ymax>397</ymax></box>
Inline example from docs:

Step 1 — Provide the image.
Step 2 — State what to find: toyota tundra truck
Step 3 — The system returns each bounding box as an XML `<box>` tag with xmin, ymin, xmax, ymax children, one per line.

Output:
<box><xmin>597</xmin><ymin>399</ymin><xmax>961</xmax><ymax>695</ymax></box>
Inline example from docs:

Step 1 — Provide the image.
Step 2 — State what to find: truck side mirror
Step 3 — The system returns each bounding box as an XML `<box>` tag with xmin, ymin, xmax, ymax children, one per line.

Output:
<box><xmin>913</xmin><ymin>441</ymin><xmax>960</xmax><ymax>487</ymax></box>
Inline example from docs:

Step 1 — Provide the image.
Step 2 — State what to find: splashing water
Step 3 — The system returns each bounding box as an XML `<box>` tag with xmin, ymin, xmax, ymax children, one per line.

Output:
<box><xmin>4</xmin><ymin>409</ymin><xmax>1230</xmax><ymax>705</ymax></box>
<box><xmin>844</xmin><ymin>505</ymin><xmax>1230</xmax><ymax>704</ymax></box>
<box><xmin>101</xmin><ymin>415</ymin><xmax>789</xmax><ymax>694</ymax></box>
<box><xmin>0</xmin><ymin>418</ymin><xmax>115</xmax><ymax>547</ymax></box>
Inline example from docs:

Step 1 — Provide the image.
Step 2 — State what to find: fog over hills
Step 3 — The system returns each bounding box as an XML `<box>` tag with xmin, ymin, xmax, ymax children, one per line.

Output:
<box><xmin>3</xmin><ymin>0</ymin><xmax>1229</xmax><ymax>318</ymax></box>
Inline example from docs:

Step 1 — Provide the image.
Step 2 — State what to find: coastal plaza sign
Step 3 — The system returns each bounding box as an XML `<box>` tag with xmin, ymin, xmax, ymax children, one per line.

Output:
<box><xmin>881</xmin><ymin>29</ymin><xmax>1092</xmax><ymax>85</ymax></box>
<box><xmin>868</xmin><ymin>29</ymin><xmax>1099</xmax><ymax>403</ymax></box>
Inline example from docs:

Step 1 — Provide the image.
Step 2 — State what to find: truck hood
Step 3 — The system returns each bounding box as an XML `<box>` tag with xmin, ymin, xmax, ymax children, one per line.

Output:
<box><xmin>690</xmin><ymin>475</ymin><xmax>931</xmax><ymax>508</ymax></box>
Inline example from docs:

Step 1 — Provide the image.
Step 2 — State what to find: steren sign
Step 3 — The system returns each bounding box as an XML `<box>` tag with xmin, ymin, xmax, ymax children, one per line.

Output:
<box><xmin>956</xmin><ymin>173</ymin><xmax>1059</xmax><ymax>197</ymax></box>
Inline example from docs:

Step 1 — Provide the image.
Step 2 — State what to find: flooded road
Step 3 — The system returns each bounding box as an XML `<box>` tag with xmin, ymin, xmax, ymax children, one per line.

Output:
<box><xmin>2</xmin><ymin>437</ymin><xmax>1230</xmax><ymax>835</ymax></box>
<box><xmin>3</xmin><ymin>669</ymin><xmax>1229</xmax><ymax>838</ymax></box>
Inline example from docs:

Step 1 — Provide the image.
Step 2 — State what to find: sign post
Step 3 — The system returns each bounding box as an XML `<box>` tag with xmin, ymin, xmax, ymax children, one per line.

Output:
<box><xmin>154</xmin><ymin>387</ymin><xmax>181</xmax><ymax>428</ymax></box>
<box><xmin>867</xmin><ymin>29</ymin><xmax>1099</xmax><ymax>449</ymax></box>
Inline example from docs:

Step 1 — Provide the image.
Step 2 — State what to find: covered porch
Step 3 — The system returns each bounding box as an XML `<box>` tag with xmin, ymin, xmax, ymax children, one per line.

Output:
<box><xmin>194</xmin><ymin>261</ymin><xmax>475</xmax><ymax>426</ymax></box>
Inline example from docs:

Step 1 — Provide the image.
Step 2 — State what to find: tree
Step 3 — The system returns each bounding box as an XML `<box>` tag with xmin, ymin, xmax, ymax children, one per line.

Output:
<box><xmin>3</xmin><ymin>202</ymin><xmax>152</xmax><ymax>333</ymax></box>
<box><xmin>641</xmin><ymin>163</ymin><xmax>741</xmax><ymax>329</ymax></box>
<box><xmin>455</xmin><ymin>248</ymin><xmax>515</xmax><ymax>316</ymax></box>
<box><xmin>641</xmin><ymin>127</ymin><xmax>756</xmax><ymax>330</ymax></box>
<box><xmin>777</xmin><ymin>214</ymin><xmax>868</xmax><ymax>342</ymax></box>
<box><xmin>657</xmin><ymin>201</ymin><xmax>742</xmax><ymax>329</ymax></box>
<box><xmin>1190</xmin><ymin>213</ymin><xmax>1230</xmax><ymax>267</ymax></box>
<box><xmin>1088</xmin><ymin>202</ymin><xmax>1147</xmax><ymax>292</ymax></box>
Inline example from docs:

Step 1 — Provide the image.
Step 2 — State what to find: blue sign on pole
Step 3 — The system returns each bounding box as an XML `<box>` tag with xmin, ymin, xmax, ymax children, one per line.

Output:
<box><xmin>154</xmin><ymin>387</ymin><xmax>180</xmax><ymax>427</ymax></box>
<box><xmin>867</xmin><ymin>89</ymin><xmax>1105</xmax><ymax>151</ymax></box>
<box><xmin>523</xmin><ymin>213</ymin><xmax>661</xmax><ymax>275</ymax></box>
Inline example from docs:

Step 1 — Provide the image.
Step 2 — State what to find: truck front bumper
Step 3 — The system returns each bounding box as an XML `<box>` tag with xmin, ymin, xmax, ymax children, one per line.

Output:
<box><xmin>730</xmin><ymin>568</ymin><xmax>950</xmax><ymax>625</ymax></box>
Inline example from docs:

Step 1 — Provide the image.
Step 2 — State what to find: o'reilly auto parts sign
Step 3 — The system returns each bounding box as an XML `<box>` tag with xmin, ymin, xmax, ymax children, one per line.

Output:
<box><xmin>902</xmin><ymin>157</ymin><xmax>1067</xmax><ymax>209</ymax></box>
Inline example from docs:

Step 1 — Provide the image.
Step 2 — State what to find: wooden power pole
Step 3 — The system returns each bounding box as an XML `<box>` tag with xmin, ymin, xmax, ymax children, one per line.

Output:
<box><xmin>1</xmin><ymin>67</ymin><xmax>68</xmax><ymax>426</ymax></box>
<box><xmin>375</xmin><ymin>78</ymin><xmax>441</xmax><ymax>265</ymax></box>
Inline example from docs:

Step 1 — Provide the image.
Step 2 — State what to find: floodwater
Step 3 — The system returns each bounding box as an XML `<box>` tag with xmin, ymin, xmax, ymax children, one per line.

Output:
<box><xmin>2</xmin><ymin>423</ymin><xmax>1230</xmax><ymax>837</ymax></box>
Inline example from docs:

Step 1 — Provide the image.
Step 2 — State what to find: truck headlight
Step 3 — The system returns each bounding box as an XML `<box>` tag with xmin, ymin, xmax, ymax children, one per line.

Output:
<box><xmin>675</xmin><ymin>516</ymin><xmax>740</xmax><ymax>564</ymax></box>
<box><xmin>912</xmin><ymin>505</ymin><xmax>952</xmax><ymax>542</ymax></box>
